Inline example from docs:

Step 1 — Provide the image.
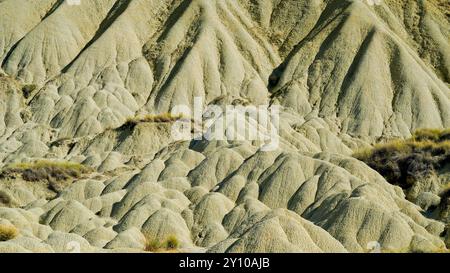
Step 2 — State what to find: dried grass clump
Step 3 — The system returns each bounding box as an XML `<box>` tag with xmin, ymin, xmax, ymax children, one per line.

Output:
<box><xmin>120</xmin><ymin>113</ymin><xmax>184</xmax><ymax>128</ymax></box>
<box><xmin>0</xmin><ymin>160</ymin><xmax>92</xmax><ymax>192</ymax></box>
<box><xmin>353</xmin><ymin>128</ymin><xmax>450</xmax><ymax>189</ymax></box>
<box><xmin>0</xmin><ymin>224</ymin><xmax>19</xmax><ymax>241</ymax></box>
<box><xmin>144</xmin><ymin>235</ymin><xmax>180</xmax><ymax>252</ymax></box>
<box><xmin>21</xmin><ymin>84</ymin><xmax>37</xmax><ymax>98</ymax></box>
<box><xmin>124</xmin><ymin>113</ymin><xmax>184</xmax><ymax>128</ymax></box>
<box><xmin>412</xmin><ymin>128</ymin><xmax>450</xmax><ymax>142</ymax></box>
<box><xmin>0</xmin><ymin>190</ymin><xmax>14</xmax><ymax>207</ymax></box>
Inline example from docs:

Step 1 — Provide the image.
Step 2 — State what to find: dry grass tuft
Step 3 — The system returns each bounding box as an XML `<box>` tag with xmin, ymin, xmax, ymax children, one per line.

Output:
<box><xmin>353</xmin><ymin>139</ymin><xmax>450</xmax><ymax>161</ymax></box>
<box><xmin>144</xmin><ymin>235</ymin><xmax>180</xmax><ymax>252</ymax></box>
<box><xmin>353</xmin><ymin>129</ymin><xmax>450</xmax><ymax>189</ymax></box>
<box><xmin>21</xmin><ymin>84</ymin><xmax>37</xmax><ymax>98</ymax></box>
<box><xmin>353</xmin><ymin>128</ymin><xmax>450</xmax><ymax>189</ymax></box>
<box><xmin>0</xmin><ymin>224</ymin><xmax>19</xmax><ymax>241</ymax></box>
<box><xmin>412</xmin><ymin>128</ymin><xmax>450</xmax><ymax>142</ymax></box>
<box><xmin>3</xmin><ymin>160</ymin><xmax>91</xmax><ymax>180</ymax></box>
<box><xmin>164</xmin><ymin>235</ymin><xmax>180</xmax><ymax>250</ymax></box>
<box><xmin>0</xmin><ymin>190</ymin><xmax>14</xmax><ymax>207</ymax></box>
<box><xmin>0</xmin><ymin>160</ymin><xmax>93</xmax><ymax>192</ymax></box>
<box><xmin>123</xmin><ymin>113</ymin><xmax>184</xmax><ymax>128</ymax></box>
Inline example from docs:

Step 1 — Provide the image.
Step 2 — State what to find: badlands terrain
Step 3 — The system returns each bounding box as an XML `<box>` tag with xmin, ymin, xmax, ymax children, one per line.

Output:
<box><xmin>0</xmin><ymin>0</ymin><xmax>449</xmax><ymax>253</ymax></box>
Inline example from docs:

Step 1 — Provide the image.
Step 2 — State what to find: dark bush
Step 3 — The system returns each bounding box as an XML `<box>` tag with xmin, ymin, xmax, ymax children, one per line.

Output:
<box><xmin>21</xmin><ymin>84</ymin><xmax>37</xmax><ymax>98</ymax></box>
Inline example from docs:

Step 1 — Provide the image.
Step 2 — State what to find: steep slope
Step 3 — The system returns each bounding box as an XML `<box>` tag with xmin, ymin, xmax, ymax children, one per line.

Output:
<box><xmin>270</xmin><ymin>0</ymin><xmax>450</xmax><ymax>138</ymax></box>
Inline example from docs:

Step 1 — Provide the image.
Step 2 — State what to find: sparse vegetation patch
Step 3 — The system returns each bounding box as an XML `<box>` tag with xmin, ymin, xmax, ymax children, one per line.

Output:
<box><xmin>353</xmin><ymin>129</ymin><xmax>450</xmax><ymax>189</ymax></box>
<box><xmin>0</xmin><ymin>160</ymin><xmax>93</xmax><ymax>192</ymax></box>
<box><xmin>353</xmin><ymin>128</ymin><xmax>450</xmax><ymax>218</ymax></box>
<box><xmin>122</xmin><ymin>113</ymin><xmax>185</xmax><ymax>129</ymax></box>
<box><xmin>144</xmin><ymin>235</ymin><xmax>180</xmax><ymax>252</ymax></box>
<box><xmin>126</xmin><ymin>113</ymin><xmax>184</xmax><ymax>125</ymax></box>
<box><xmin>21</xmin><ymin>84</ymin><xmax>37</xmax><ymax>98</ymax></box>
<box><xmin>0</xmin><ymin>224</ymin><xmax>19</xmax><ymax>241</ymax></box>
<box><xmin>0</xmin><ymin>190</ymin><xmax>14</xmax><ymax>207</ymax></box>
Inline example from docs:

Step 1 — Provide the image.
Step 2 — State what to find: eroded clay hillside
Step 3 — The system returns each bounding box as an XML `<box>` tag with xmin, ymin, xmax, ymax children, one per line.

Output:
<box><xmin>0</xmin><ymin>0</ymin><xmax>449</xmax><ymax>253</ymax></box>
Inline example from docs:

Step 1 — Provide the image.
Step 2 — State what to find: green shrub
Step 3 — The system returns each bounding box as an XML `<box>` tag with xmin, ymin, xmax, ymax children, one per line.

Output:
<box><xmin>0</xmin><ymin>224</ymin><xmax>18</xmax><ymax>241</ymax></box>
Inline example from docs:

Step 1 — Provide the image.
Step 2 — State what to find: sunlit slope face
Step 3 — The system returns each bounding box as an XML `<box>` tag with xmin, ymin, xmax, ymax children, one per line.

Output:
<box><xmin>268</xmin><ymin>0</ymin><xmax>450</xmax><ymax>137</ymax></box>
<box><xmin>0</xmin><ymin>0</ymin><xmax>448</xmax><ymax>253</ymax></box>
<box><xmin>0</xmin><ymin>0</ymin><xmax>447</xmax><ymax>140</ymax></box>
